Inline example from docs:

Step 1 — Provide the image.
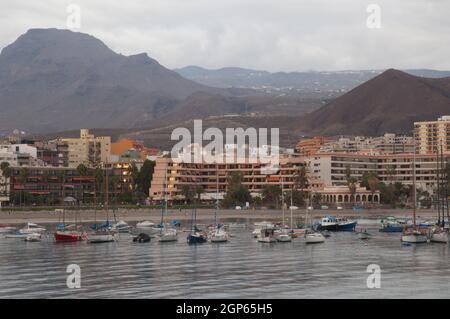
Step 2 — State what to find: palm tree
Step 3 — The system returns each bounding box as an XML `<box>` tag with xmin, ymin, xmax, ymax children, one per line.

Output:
<box><xmin>181</xmin><ymin>185</ymin><xmax>195</xmax><ymax>204</ymax></box>
<box><xmin>345</xmin><ymin>167</ymin><xmax>357</xmax><ymax>205</ymax></box>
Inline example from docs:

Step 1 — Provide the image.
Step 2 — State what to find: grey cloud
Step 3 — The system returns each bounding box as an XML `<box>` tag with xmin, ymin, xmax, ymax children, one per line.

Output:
<box><xmin>0</xmin><ymin>0</ymin><xmax>449</xmax><ymax>71</ymax></box>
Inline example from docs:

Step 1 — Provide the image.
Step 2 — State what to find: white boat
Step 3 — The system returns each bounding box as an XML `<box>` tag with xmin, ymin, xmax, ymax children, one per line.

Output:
<box><xmin>401</xmin><ymin>230</ymin><xmax>427</xmax><ymax>243</ymax></box>
<box><xmin>210</xmin><ymin>227</ymin><xmax>229</xmax><ymax>243</ymax></box>
<box><xmin>24</xmin><ymin>233</ymin><xmax>42</xmax><ymax>242</ymax></box>
<box><xmin>19</xmin><ymin>222</ymin><xmax>46</xmax><ymax>234</ymax></box>
<box><xmin>5</xmin><ymin>232</ymin><xmax>29</xmax><ymax>239</ymax></box>
<box><xmin>275</xmin><ymin>229</ymin><xmax>292</xmax><ymax>242</ymax></box>
<box><xmin>430</xmin><ymin>230</ymin><xmax>449</xmax><ymax>243</ymax></box>
<box><xmin>252</xmin><ymin>222</ymin><xmax>275</xmax><ymax>238</ymax></box>
<box><xmin>305</xmin><ymin>231</ymin><xmax>325</xmax><ymax>244</ymax></box>
<box><xmin>112</xmin><ymin>220</ymin><xmax>132</xmax><ymax>233</ymax></box>
<box><xmin>136</xmin><ymin>221</ymin><xmax>155</xmax><ymax>228</ymax></box>
<box><xmin>257</xmin><ymin>226</ymin><xmax>277</xmax><ymax>243</ymax></box>
<box><xmin>276</xmin><ymin>233</ymin><xmax>292</xmax><ymax>242</ymax></box>
<box><xmin>87</xmin><ymin>230</ymin><xmax>116</xmax><ymax>243</ymax></box>
<box><xmin>158</xmin><ymin>228</ymin><xmax>178</xmax><ymax>242</ymax></box>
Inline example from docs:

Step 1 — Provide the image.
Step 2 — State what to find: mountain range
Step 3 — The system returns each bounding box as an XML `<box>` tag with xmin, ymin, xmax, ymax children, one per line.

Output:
<box><xmin>0</xmin><ymin>29</ymin><xmax>321</xmax><ymax>134</ymax></box>
<box><xmin>1</xmin><ymin>28</ymin><xmax>450</xmax><ymax>148</ymax></box>
<box><xmin>175</xmin><ymin>65</ymin><xmax>450</xmax><ymax>93</ymax></box>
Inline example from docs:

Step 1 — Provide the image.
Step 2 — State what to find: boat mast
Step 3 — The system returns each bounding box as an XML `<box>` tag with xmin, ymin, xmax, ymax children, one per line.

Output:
<box><xmin>215</xmin><ymin>163</ymin><xmax>219</xmax><ymax>227</ymax></box>
<box><xmin>441</xmin><ymin>142</ymin><xmax>447</xmax><ymax>228</ymax></box>
<box><xmin>281</xmin><ymin>174</ymin><xmax>285</xmax><ymax>228</ymax></box>
<box><xmin>105</xmin><ymin>165</ymin><xmax>109</xmax><ymax>223</ymax></box>
<box><xmin>436</xmin><ymin>145</ymin><xmax>441</xmax><ymax>226</ymax></box>
<box><xmin>290</xmin><ymin>182</ymin><xmax>294</xmax><ymax>231</ymax></box>
<box><xmin>413</xmin><ymin>130</ymin><xmax>417</xmax><ymax>227</ymax></box>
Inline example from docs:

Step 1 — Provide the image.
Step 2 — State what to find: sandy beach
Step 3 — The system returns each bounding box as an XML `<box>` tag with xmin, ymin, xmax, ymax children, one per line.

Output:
<box><xmin>0</xmin><ymin>207</ymin><xmax>441</xmax><ymax>225</ymax></box>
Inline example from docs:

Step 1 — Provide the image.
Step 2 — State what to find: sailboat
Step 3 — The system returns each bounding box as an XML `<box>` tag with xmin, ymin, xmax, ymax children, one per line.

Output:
<box><xmin>87</xmin><ymin>167</ymin><xmax>116</xmax><ymax>243</ymax></box>
<box><xmin>304</xmin><ymin>198</ymin><xmax>325</xmax><ymax>244</ymax></box>
<box><xmin>210</xmin><ymin>165</ymin><xmax>229</xmax><ymax>243</ymax></box>
<box><xmin>158</xmin><ymin>170</ymin><xmax>178</xmax><ymax>242</ymax></box>
<box><xmin>431</xmin><ymin>143</ymin><xmax>449</xmax><ymax>243</ymax></box>
<box><xmin>401</xmin><ymin>136</ymin><xmax>427</xmax><ymax>244</ymax></box>
<box><xmin>275</xmin><ymin>177</ymin><xmax>292</xmax><ymax>242</ymax></box>
<box><xmin>54</xmin><ymin>209</ymin><xmax>85</xmax><ymax>242</ymax></box>
<box><xmin>187</xmin><ymin>179</ymin><xmax>207</xmax><ymax>244</ymax></box>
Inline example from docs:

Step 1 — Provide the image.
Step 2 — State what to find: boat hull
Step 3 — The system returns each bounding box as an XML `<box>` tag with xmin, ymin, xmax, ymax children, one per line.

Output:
<box><xmin>305</xmin><ymin>234</ymin><xmax>325</xmax><ymax>244</ymax></box>
<box><xmin>257</xmin><ymin>236</ymin><xmax>277</xmax><ymax>243</ymax></box>
<box><xmin>358</xmin><ymin>232</ymin><xmax>372</xmax><ymax>240</ymax></box>
<box><xmin>87</xmin><ymin>234</ymin><xmax>115</xmax><ymax>243</ymax></box>
<box><xmin>430</xmin><ymin>232</ymin><xmax>449</xmax><ymax>243</ymax></box>
<box><xmin>158</xmin><ymin>231</ymin><xmax>178</xmax><ymax>242</ymax></box>
<box><xmin>187</xmin><ymin>233</ymin><xmax>207</xmax><ymax>244</ymax></box>
<box><xmin>317</xmin><ymin>221</ymin><xmax>357</xmax><ymax>232</ymax></box>
<box><xmin>401</xmin><ymin>234</ymin><xmax>427</xmax><ymax>243</ymax></box>
<box><xmin>54</xmin><ymin>231</ymin><xmax>83</xmax><ymax>242</ymax></box>
<box><xmin>379</xmin><ymin>225</ymin><xmax>404</xmax><ymax>232</ymax></box>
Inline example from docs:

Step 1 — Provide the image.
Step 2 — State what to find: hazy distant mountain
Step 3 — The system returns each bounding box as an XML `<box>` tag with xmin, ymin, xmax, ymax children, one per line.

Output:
<box><xmin>175</xmin><ymin>65</ymin><xmax>450</xmax><ymax>93</ymax></box>
<box><xmin>300</xmin><ymin>69</ymin><xmax>450</xmax><ymax>136</ymax></box>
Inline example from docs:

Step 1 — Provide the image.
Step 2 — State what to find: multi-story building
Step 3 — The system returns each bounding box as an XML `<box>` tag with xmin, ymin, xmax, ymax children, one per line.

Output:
<box><xmin>150</xmin><ymin>155</ymin><xmax>306</xmax><ymax>201</ymax></box>
<box><xmin>317</xmin><ymin>134</ymin><xmax>414</xmax><ymax>154</ymax></box>
<box><xmin>35</xmin><ymin>139</ymin><xmax>69</xmax><ymax>167</ymax></box>
<box><xmin>415</xmin><ymin>116</ymin><xmax>450</xmax><ymax>154</ymax></box>
<box><xmin>306</xmin><ymin>152</ymin><xmax>447</xmax><ymax>194</ymax></box>
<box><xmin>0</xmin><ymin>144</ymin><xmax>37</xmax><ymax>166</ymax></box>
<box><xmin>296</xmin><ymin>136</ymin><xmax>328</xmax><ymax>155</ymax></box>
<box><xmin>62</xmin><ymin>129</ymin><xmax>111</xmax><ymax>168</ymax></box>
<box><xmin>0</xmin><ymin>165</ymin><xmax>134</xmax><ymax>206</ymax></box>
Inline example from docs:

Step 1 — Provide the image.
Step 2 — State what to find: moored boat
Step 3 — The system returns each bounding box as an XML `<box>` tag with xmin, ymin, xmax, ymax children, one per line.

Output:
<box><xmin>257</xmin><ymin>226</ymin><xmax>277</xmax><ymax>243</ymax></box>
<box><xmin>158</xmin><ymin>228</ymin><xmax>178</xmax><ymax>242</ymax></box>
<box><xmin>379</xmin><ymin>216</ymin><xmax>406</xmax><ymax>232</ymax></box>
<box><xmin>87</xmin><ymin>230</ymin><xmax>116</xmax><ymax>243</ymax></box>
<box><xmin>305</xmin><ymin>231</ymin><xmax>325</xmax><ymax>244</ymax></box>
<box><xmin>112</xmin><ymin>220</ymin><xmax>132</xmax><ymax>233</ymax></box>
<box><xmin>24</xmin><ymin>233</ymin><xmax>42</xmax><ymax>242</ymax></box>
<box><xmin>187</xmin><ymin>231</ymin><xmax>208</xmax><ymax>244</ymax></box>
<box><xmin>19</xmin><ymin>222</ymin><xmax>46</xmax><ymax>234</ymax></box>
<box><xmin>357</xmin><ymin>230</ymin><xmax>372</xmax><ymax>240</ymax></box>
<box><xmin>316</xmin><ymin>216</ymin><xmax>357</xmax><ymax>232</ymax></box>
<box><xmin>430</xmin><ymin>229</ymin><xmax>449</xmax><ymax>243</ymax></box>
<box><xmin>54</xmin><ymin>230</ymin><xmax>84</xmax><ymax>242</ymax></box>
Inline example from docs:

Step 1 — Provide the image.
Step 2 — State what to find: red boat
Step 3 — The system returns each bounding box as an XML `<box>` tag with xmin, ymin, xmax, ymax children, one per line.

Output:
<box><xmin>54</xmin><ymin>231</ymin><xmax>84</xmax><ymax>242</ymax></box>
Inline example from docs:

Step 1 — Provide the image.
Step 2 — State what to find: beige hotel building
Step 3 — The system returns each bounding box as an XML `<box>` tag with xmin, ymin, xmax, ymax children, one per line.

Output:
<box><xmin>62</xmin><ymin>129</ymin><xmax>111</xmax><ymax>168</ymax></box>
<box><xmin>415</xmin><ymin>116</ymin><xmax>450</xmax><ymax>154</ymax></box>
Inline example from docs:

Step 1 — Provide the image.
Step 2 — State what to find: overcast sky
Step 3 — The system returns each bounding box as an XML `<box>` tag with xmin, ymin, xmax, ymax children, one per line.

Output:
<box><xmin>1</xmin><ymin>0</ymin><xmax>449</xmax><ymax>72</ymax></box>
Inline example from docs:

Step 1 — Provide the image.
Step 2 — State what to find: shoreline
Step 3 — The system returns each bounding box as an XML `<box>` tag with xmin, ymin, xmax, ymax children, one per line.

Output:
<box><xmin>0</xmin><ymin>208</ymin><xmax>440</xmax><ymax>225</ymax></box>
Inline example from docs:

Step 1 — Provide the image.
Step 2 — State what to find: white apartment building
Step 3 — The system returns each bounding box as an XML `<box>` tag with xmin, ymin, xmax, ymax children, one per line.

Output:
<box><xmin>319</xmin><ymin>133</ymin><xmax>414</xmax><ymax>154</ymax></box>
<box><xmin>306</xmin><ymin>153</ymin><xmax>446</xmax><ymax>194</ymax></box>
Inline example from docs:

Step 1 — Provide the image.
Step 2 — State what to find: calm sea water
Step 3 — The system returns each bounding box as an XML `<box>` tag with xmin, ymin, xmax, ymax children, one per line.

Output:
<box><xmin>0</xmin><ymin>219</ymin><xmax>449</xmax><ymax>299</ymax></box>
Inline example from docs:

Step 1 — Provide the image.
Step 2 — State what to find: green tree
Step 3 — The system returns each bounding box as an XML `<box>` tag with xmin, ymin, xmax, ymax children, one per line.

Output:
<box><xmin>0</xmin><ymin>162</ymin><xmax>11</xmax><ymax>178</ymax></box>
<box><xmin>222</xmin><ymin>172</ymin><xmax>252</xmax><ymax>208</ymax></box>
<box><xmin>136</xmin><ymin>160</ymin><xmax>155</xmax><ymax>196</ymax></box>
<box><xmin>76</xmin><ymin>164</ymin><xmax>88</xmax><ymax>177</ymax></box>
<box><xmin>181</xmin><ymin>185</ymin><xmax>195</xmax><ymax>204</ymax></box>
<box><xmin>262</xmin><ymin>185</ymin><xmax>282</xmax><ymax>208</ymax></box>
<box><xmin>345</xmin><ymin>167</ymin><xmax>357</xmax><ymax>204</ymax></box>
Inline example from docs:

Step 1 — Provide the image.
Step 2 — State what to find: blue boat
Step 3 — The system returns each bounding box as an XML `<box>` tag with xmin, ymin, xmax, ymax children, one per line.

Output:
<box><xmin>187</xmin><ymin>232</ymin><xmax>207</xmax><ymax>244</ymax></box>
<box><xmin>316</xmin><ymin>216</ymin><xmax>357</xmax><ymax>232</ymax></box>
<box><xmin>379</xmin><ymin>217</ymin><xmax>407</xmax><ymax>233</ymax></box>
